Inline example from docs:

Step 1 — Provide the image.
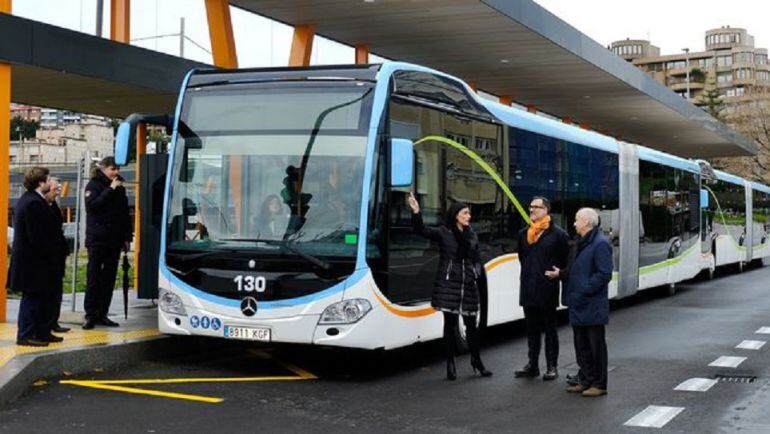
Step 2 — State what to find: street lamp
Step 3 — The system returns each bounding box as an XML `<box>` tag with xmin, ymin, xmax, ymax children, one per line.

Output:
<box><xmin>682</xmin><ymin>48</ymin><xmax>690</xmax><ymax>100</ymax></box>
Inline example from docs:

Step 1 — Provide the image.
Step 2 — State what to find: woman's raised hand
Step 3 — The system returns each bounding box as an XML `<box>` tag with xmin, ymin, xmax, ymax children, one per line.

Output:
<box><xmin>407</xmin><ymin>192</ymin><xmax>420</xmax><ymax>214</ymax></box>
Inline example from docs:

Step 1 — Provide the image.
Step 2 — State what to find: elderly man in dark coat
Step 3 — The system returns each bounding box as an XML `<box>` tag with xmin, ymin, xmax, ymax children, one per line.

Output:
<box><xmin>515</xmin><ymin>196</ymin><xmax>569</xmax><ymax>381</ymax></box>
<box><xmin>565</xmin><ymin>207</ymin><xmax>613</xmax><ymax>397</ymax></box>
<box><xmin>11</xmin><ymin>167</ymin><xmax>63</xmax><ymax>346</ymax></box>
<box><xmin>45</xmin><ymin>177</ymin><xmax>71</xmax><ymax>334</ymax></box>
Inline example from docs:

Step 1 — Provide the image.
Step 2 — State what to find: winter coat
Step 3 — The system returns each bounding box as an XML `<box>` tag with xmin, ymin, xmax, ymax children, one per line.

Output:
<box><xmin>558</xmin><ymin>235</ymin><xmax>580</xmax><ymax>306</ymax></box>
<box><xmin>85</xmin><ymin>171</ymin><xmax>132</xmax><ymax>249</ymax></box>
<box><xmin>517</xmin><ymin>223</ymin><xmax>569</xmax><ymax>308</ymax></box>
<box><xmin>565</xmin><ymin>227</ymin><xmax>613</xmax><ymax>326</ymax></box>
<box><xmin>50</xmin><ymin>201</ymin><xmax>70</xmax><ymax>278</ymax></box>
<box><xmin>9</xmin><ymin>191</ymin><xmax>61</xmax><ymax>295</ymax></box>
<box><xmin>412</xmin><ymin>213</ymin><xmax>481</xmax><ymax>315</ymax></box>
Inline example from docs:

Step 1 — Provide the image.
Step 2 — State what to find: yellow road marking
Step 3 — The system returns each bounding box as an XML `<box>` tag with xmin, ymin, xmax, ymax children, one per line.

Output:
<box><xmin>61</xmin><ymin>380</ymin><xmax>223</xmax><ymax>404</ymax></box>
<box><xmin>60</xmin><ymin>350</ymin><xmax>317</xmax><ymax>404</ymax></box>
<box><xmin>85</xmin><ymin>376</ymin><xmax>311</xmax><ymax>385</ymax></box>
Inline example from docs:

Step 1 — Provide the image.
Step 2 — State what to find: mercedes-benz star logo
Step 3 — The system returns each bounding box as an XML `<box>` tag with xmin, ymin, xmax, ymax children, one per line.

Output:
<box><xmin>240</xmin><ymin>297</ymin><xmax>258</xmax><ymax>317</ymax></box>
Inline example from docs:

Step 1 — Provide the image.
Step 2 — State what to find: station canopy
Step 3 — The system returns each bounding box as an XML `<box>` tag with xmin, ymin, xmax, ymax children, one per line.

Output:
<box><xmin>232</xmin><ymin>0</ymin><xmax>757</xmax><ymax>158</ymax></box>
<box><xmin>1</xmin><ymin>0</ymin><xmax>758</xmax><ymax>158</ymax></box>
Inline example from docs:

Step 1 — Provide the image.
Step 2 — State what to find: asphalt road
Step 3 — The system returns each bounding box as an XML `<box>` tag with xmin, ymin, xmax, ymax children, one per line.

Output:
<box><xmin>3</xmin><ymin>264</ymin><xmax>770</xmax><ymax>433</ymax></box>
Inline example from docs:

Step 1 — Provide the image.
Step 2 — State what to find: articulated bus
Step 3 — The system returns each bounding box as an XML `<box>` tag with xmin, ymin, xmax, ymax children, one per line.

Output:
<box><xmin>115</xmin><ymin>62</ymin><xmax>770</xmax><ymax>350</ymax></box>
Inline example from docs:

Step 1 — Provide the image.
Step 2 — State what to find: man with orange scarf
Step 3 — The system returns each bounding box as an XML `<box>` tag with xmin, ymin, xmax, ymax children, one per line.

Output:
<box><xmin>514</xmin><ymin>196</ymin><xmax>569</xmax><ymax>381</ymax></box>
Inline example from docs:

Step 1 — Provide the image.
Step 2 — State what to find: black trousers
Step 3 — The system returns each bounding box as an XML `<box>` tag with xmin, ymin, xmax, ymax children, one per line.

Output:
<box><xmin>442</xmin><ymin>312</ymin><xmax>481</xmax><ymax>360</ymax></box>
<box><xmin>17</xmin><ymin>292</ymin><xmax>48</xmax><ymax>340</ymax></box>
<box><xmin>573</xmin><ymin>325</ymin><xmax>608</xmax><ymax>389</ymax></box>
<box><xmin>48</xmin><ymin>264</ymin><xmax>66</xmax><ymax>329</ymax></box>
<box><xmin>85</xmin><ymin>246</ymin><xmax>121</xmax><ymax>320</ymax></box>
<box><xmin>523</xmin><ymin>306</ymin><xmax>559</xmax><ymax>368</ymax></box>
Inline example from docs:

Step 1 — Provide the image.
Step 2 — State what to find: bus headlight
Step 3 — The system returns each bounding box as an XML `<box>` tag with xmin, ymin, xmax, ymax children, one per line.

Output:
<box><xmin>319</xmin><ymin>299</ymin><xmax>372</xmax><ymax>324</ymax></box>
<box><xmin>159</xmin><ymin>289</ymin><xmax>187</xmax><ymax>316</ymax></box>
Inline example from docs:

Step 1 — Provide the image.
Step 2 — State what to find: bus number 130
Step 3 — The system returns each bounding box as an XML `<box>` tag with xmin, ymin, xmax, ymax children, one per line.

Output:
<box><xmin>234</xmin><ymin>275</ymin><xmax>267</xmax><ymax>293</ymax></box>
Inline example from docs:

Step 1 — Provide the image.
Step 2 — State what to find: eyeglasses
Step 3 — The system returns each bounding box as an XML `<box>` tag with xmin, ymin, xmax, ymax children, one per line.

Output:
<box><xmin>529</xmin><ymin>205</ymin><xmax>546</xmax><ymax>210</ymax></box>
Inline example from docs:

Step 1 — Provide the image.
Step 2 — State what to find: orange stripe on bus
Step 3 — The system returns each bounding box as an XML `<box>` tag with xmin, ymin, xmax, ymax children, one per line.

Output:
<box><xmin>370</xmin><ymin>285</ymin><xmax>436</xmax><ymax>318</ymax></box>
<box><xmin>485</xmin><ymin>254</ymin><xmax>518</xmax><ymax>272</ymax></box>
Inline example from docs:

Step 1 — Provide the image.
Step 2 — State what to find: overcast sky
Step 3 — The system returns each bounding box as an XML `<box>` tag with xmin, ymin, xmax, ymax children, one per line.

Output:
<box><xmin>11</xmin><ymin>0</ymin><xmax>770</xmax><ymax>65</ymax></box>
<box><xmin>533</xmin><ymin>0</ymin><xmax>770</xmax><ymax>55</ymax></box>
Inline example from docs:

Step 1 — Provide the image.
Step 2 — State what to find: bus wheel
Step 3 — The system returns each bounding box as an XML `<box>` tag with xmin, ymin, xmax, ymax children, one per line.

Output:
<box><xmin>667</xmin><ymin>282</ymin><xmax>677</xmax><ymax>296</ymax></box>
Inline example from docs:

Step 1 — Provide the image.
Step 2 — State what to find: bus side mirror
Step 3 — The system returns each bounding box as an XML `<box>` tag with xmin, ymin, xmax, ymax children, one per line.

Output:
<box><xmin>390</xmin><ymin>138</ymin><xmax>414</xmax><ymax>188</ymax></box>
<box><xmin>114</xmin><ymin>113</ymin><xmax>174</xmax><ymax>166</ymax></box>
<box><xmin>700</xmin><ymin>189</ymin><xmax>709</xmax><ymax>208</ymax></box>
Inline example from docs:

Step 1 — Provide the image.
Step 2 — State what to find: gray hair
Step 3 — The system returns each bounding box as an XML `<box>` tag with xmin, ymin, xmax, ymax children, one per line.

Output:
<box><xmin>577</xmin><ymin>207</ymin><xmax>599</xmax><ymax>228</ymax></box>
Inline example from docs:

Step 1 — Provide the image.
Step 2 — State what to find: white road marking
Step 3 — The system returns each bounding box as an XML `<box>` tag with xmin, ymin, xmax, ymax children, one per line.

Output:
<box><xmin>736</xmin><ymin>340</ymin><xmax>766</xmax><ymax>350</ymax></box>
<box><xmin>674</xmin><ymin>378</ymin><xmax>718</xmax><ymax>392</ymax></box>
<box><xmin>755</xmin><ymin>327</ymin><xmax>770</xmax><ymax>335</ymax></box>
<box><xmin>624</xmin><ymin>406</ymin><xmax>685</xmax><ymax>428</ymax></box>
<box><xmin>709</xmin><ymin>356</ymin><xmax>747</xmax><ymax>368</ymax></box>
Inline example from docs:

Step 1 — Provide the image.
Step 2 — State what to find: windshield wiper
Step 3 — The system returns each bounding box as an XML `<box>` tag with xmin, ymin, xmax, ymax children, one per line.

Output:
<box><xmin>222</xmin><ymin>238</ymin><xmax>331</xmax><ymax>270</ymax></box>
<box><xmin>166</xmin><ymin>248</ymin><xmax>240</xmax><ymax>274</ymax></box>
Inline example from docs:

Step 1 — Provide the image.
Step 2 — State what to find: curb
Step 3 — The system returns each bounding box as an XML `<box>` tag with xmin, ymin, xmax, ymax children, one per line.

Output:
<box><xmin>0</xmin><ymin>335</ymin><xmax>223</xmax><ymax>407</ymax></box>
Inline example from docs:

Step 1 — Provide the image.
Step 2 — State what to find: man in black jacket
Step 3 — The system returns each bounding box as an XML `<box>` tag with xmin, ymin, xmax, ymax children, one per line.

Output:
<box><xmin>515</xmin><ymin>196</ymin><xmax>569</xmax><ymax>381</ymax></box>
<box><xmin>11</xmin><ymin>167</ymin><xmax>63</xmax><ymax>346</ymax></box>
<box><xmin>83</xmin><ymin>157</ymin><xmax>133</xmax><ymax>329</ymax></box>
<box><xmin>45</xmin><ymin>177</ymin><xmax>71</xmax><ymax>334</ymax></box>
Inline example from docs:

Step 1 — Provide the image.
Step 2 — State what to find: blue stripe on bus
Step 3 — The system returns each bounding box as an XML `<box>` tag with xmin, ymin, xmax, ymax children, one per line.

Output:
<box><xmin>160</xmin><ymin>262</ymin><xmax>368</xmax><ymax>309</ymax></box>
<box><xmin>714</xmin><ymin>169</ymin><xmax>746</xmax><ymax>186</ymax></box>
<box><xmin>481</xmin><ymin>101</ymin><xmax>620</xmax><ymax>155</ymax></box>
<box><xmin>637</xmin><ymin>146</ymin><xmax>700</xmax><ymax>173</ymax></box>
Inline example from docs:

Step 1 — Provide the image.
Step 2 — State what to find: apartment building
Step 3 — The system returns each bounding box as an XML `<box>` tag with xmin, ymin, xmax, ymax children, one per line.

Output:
<box><xmin>611</xmin><ymin>27</ymin><xmax>769</xmax><ymax>105</ymax></box>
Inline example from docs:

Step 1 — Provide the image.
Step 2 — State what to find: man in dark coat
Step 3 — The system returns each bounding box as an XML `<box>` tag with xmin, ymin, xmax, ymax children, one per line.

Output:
<box><xmin>515</xmin><ymin>196</ymin><xmax>569</xmax><ymax>381</ymax></box>
<box><xmin>83</xmin><ymin>157</ymin><xmax>133</xmax><ymax>329</ymax></box>
<box><xmin>45</xmin><ymin>177</ymin><xmax>71</xmax><ymax>334</ymax></box>
<box><xmin>11</xmin><ymin>167</ymin><xmax>63</xmax><ymax>346</ymax></box>
<box><xmin>564</xmin><ymin>207</ymin><xmax>613</xmax><ymax>397</ymax></box>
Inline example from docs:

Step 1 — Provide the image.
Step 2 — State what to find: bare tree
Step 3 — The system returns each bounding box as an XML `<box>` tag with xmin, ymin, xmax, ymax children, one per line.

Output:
<box><xmin>712</xmin><ymin>86</ymin><xmax>770</xmax><ymax>184</ymax></box>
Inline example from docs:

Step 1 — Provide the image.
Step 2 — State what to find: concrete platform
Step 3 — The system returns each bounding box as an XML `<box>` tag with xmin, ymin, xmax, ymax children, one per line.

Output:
<box><xmin>0</xmin><ymin>289</ymin><xmax>166</xmax><ymax>406</ymax></box>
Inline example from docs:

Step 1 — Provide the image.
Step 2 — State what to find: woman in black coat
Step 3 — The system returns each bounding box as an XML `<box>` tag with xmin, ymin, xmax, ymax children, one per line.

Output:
<box><xmin>407</xmin><ymin>193</ymin><xmax>492</xmax><ymax>380</ymax></box>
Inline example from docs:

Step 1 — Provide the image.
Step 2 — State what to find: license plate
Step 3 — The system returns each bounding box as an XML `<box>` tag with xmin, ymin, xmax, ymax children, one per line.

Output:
<box><xmin>223</xmin><ymin>325</ymin><xmax>271</xmax><ymax>342</ymax></box>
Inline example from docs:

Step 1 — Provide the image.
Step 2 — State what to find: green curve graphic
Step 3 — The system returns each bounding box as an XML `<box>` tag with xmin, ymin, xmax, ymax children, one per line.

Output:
<box><xmin>414</xmin><ymin>135</ymin><xmax>531</xmax><ymax>225</ymax></box>
<box><xmin>702</xmin><ymin>184</ymin><xmax>746</xmax><ymax>251</ymax></box>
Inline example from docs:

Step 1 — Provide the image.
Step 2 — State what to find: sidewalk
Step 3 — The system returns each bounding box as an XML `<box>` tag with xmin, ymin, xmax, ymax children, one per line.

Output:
<box><xmin>0</xmin><ymin>289</ymin><xmax>165</xmax><ymax>406</ymax></box>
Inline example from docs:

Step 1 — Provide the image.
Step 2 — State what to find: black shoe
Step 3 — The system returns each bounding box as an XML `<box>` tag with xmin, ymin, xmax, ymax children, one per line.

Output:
<box><xmin>51</xmin><ymin>324</ymin><xmax>71</xmax><ymax>333</ymax></box>
<box><xmin>542</xmin><ymin>366</ymin><xmax>558</xmax><ymax>381</ymax></box>
<box><xmin>446</xmin><ymin>358</ymin><xmax>457</xmax><ymax>381</ymax></box>
<box><xmin>471</xmin><ymin>358</ymin><xmax>493</xmax><ymax>377</ymax></box>
<box><xmin>98</xmin><ymin>318</ymin><xmax>120</xmax><ymax>327</ymax></box>
<box><xmin>39</xmin><ymin>334</ymin><xmax>64</xmax><ymax>343</ymax></box>
<box><xmin>82</xmin><ymin>319</ymin><xmax>96</xmax><ymax>330</ymax></box>
<box><xmin>16</xmin><ymin>338</ymin><xmax>49</xmax><ymax>347</ymax></box>
<box><xmin>566</xmin><ymin>373</ymin><xmax>583</xmax><ymax>386</ymax></box>
<box><xmin>514</xmin><ymin>363</ymin><xmax>540</xmax><ymax>378</ymax></box>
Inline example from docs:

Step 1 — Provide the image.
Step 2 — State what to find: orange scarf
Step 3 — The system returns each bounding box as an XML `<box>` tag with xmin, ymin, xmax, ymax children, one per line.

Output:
<box><xmin>527</xmin><ymin>215</ymin><xmax>551</xmax><ymax>245</ymax></box>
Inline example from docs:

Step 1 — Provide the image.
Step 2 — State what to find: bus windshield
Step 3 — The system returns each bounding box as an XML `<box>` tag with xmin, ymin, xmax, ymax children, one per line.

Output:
<box><xmin>166</xmin><ymin>81</ymin><xmax>374</xmax><ymax>268</ymax></box>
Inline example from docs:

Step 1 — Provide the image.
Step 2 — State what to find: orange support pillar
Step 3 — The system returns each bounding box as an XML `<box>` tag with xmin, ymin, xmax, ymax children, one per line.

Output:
<box><xmin>499</xmin><ymin>95</ymin><xmax>512</xmax><ymax>106</ymax></box>
<box><xmin>110</xmin><ymin>0</ymin><xmax>130</xmax><ymax>43</ymax></box>
<box><xmin>133</xmin><ymin>124</ymin><xmax>146</xmax><ymax>291</ymax></box>
<box><xmin>466</xmin><ymin>80</ymin><xmax>478</xmax><ymax>92</ymax></box>
<box><xmin>562</xmin><ymin>117</ymin><xmax>572</xmax><ymax>124</ymax></box>
<box><xmin>526</xmin><ymin>105</ymin><xmax>537</xmax><ymax>114</ymax></box>
<box><xmin>0</xmin><ymin>0</ymin><xmax>11</xmax><ymax>322</ymax></box>
<box><xmin>355</xmin><ymin>44</ymin><xmax>369</xmax><ymax>64</ymax></box>
<box><xmin>289</xmin><ymin>25</ymin><xmax>315</xmax><ymax>67</ymax></box>
<box><xmin>579</xmin><ymin>122</ymin><xmax>590</xmax><ymax>130</ymax></box>
<box><xmin>205</xmin><ymin>0</ymin><xmax>238</xmax><ymax>68</ymax></box>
